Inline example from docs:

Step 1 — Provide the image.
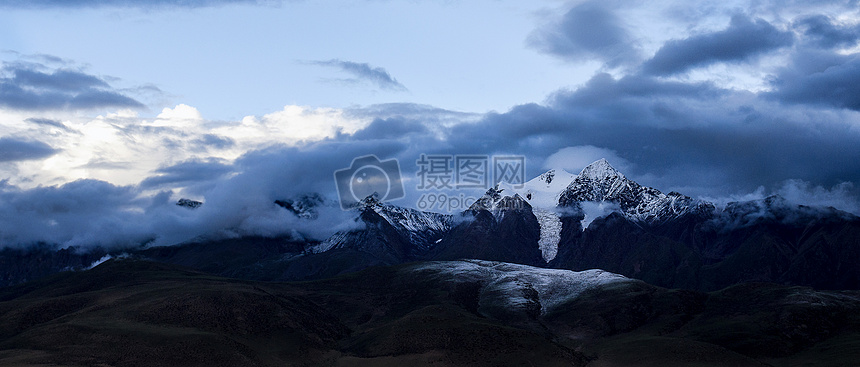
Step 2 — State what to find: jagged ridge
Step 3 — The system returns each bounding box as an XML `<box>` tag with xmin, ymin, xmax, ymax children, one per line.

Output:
<box><xmin>557</xmin><ymin>159</ymin><xmax>714</xmax><ymax>224</ymax></box>
<box><xmin>312</xmin><ymin>193</ymin><xmax>452</xmax><ymax>256</ymax></box>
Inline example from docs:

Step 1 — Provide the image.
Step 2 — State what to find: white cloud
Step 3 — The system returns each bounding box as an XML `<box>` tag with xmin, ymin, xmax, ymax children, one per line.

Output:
<box><xmin>0</xmin><ymin>142</ymin><xmax>369</xmax><ymax>249</ymax></box>
<box><xmin>259</xmin><ymin>105</ymin><xmax>367</xmax><ymax>141</ymax></box>
<box><xmin>542</xmin><ymin>145</ymin><xmax>629</xmax><ymax>173</ymax></box>
<box><xmin>580</xmin><ymin>201</ymin><xmax>621</xmax><ymax>230</ymax></box>
<box><xmin>777</xmin><ymin>179</ymin><xmax>860</xmax><ymax>215</ymax></box>
<box><xmin>1</xmin><ymin>104</ymin><xmax>371</xmax><ymax>190</ymax></box>
<box><xmin>150</xmin><ymin>104</ymin><xmax>204</xmax><ymax>127</ymax></box>
<box><xmin>703</xmin><ymin>180</ymin><xmax>860</xmax><ymax>215</ymax></box>
<box><xmin>701</xmin><ymin>186</ymin><xmax>768</xmax><ymax>209</ymax></box>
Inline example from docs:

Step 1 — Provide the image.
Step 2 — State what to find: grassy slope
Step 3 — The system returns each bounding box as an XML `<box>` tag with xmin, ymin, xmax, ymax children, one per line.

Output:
<box><xmin>0</xmin><ymin>260</ymin><xmax>859</xmax><ymax>366</ymax></box>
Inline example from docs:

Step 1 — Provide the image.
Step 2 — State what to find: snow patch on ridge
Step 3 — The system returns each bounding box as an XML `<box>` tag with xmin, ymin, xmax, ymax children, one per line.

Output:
<box><xmin>410</xmin><ymin>260</ymin><xmax>628</xmax><ymax>316</ymax></box>
<box><xmin>87</xmin><ymin>255</ymin><xmax>113</xmax><ymax>269</ymax></box>
<box><xmin>308</xmin><ymin>198</ymin><xmax>450</xmax><ymax>254</ymax></box>
<box><xmin>85</xmin><ymin>253</ymin><xmax>130</xmax><ymax>270</ymax></box>
<box><xmin>511</xmin><ymin>168</ymin><xmax>576</xmax><ymax>208</ymax></box>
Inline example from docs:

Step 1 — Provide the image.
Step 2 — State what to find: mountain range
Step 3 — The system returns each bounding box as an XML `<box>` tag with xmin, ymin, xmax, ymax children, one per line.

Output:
<box><xmin>238</xmin><ymin>158</ymin><xmax>860</xmax><ymax>291</ymax></box>
<box><xmin>2</xmin><ymin>159</ymin><xmax>859</xmax><ymax>292</ymax></box>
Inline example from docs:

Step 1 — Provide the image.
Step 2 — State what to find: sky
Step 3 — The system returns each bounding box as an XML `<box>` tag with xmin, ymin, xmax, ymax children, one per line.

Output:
<box><xmin>1</xmin><ymin>0</ymin><xmax>860</xmax><ymax>249</ymax></box>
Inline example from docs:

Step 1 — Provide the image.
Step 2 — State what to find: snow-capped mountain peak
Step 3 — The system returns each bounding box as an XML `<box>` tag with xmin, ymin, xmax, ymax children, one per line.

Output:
<box><xmin>510</xmin><ymin>168</ymin><xmax>575</xmax><ymax>209</ymax></box>
<box><xmin>561</xmin><ymin>159</ymin><xmax>635</xmax><ymax>204</ymax></box>
<box><xmin>275</xmin><ymin>193</ymin><xmax>326</xmax><ymax>219</ymax></box>
<box><xmin>578</xmin><ymin>158</ymin><xmax>624</xmax><ymax>181</ymax></box>
<box><xmin>368</xmin><ymin>200</ymin><xmax>451</xmax><ymax>234</ymax></box>
<box><xmin>558</xmin><ymin>159</ymin><xmax>714</xmax><ymax>224</ymax></box>
<box><xmin>468</xmin><ymin>185</ymin><xmax>530</xmax><ymax>221</ymax></box>
<box><xmin>359</xmin><ymin>192</ymin><xmax>383</xmax><ymax>207</ymax></box>
<box><xmin>310</xmin><ymin>192</ymin><xmax>453</xmax><ymax>255</ymax></box>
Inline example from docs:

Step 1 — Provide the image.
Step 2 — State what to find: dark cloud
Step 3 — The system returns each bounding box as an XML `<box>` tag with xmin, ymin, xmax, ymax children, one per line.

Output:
<box><xmin>557</xmin><ymin>74</ymin><xmax>860</xmax><ymax>192</ymax></box>
<box><xmin>0</xmin><ymin>142</ymin><xmax>379</xmax><ymax>249</ymax></box>
<box><xmin>345</xmin><ymin>103</ymin><xmax>478</xmax><ymax>137</ymax></box>
<box><xmin>0</xmin><ymin>0</ymin><xmax>273</xmax><ymax>9</ymax></box>
<box><xmin>193</xmin><ymin>134</ymin><xmax>235</xmax><ymax>150</ymax></box>
<box><xmin>81</xmin><ymin>159</ymin><xmax>132</xmax><ymax>170</ymax></box>
<box><xmin>0</xmin><ymin>179</ymin><xmax>152</xmax><ymax>248</ymax></box>
<box><xmin>528</xmin><ymin>1</ymin><xmax>639</xmax><ymax>67</ymax></box>
<box><xmin>346</xmin><ymin>103</ymin><xmax>476</xmax><ymax>121</ymax></box>
<box><xmin>555</xmin><ymin>72</ymin><xmax>724</xmax><ymax>105</ymax></box>
<box><xmin>311</xmin><ymin>59</ymin><xmax>407</xmax><ymax>91</ymax></box>
<box><xmin>794</xmin><ymin>14</ymin><xmax>860</xmax><ymax>49</ymax></box>
<box><xmin>69</xmin><ymin>89</ymin><xmax>145</xmax><ymax>109</ymax></box>
<box><xmin>25</xmin><ymin>117</ymin><xmax>70</xmax><ymax>130</ymax></box>
<box><xmin>762</xmin><ymin>11</ymin><xmax>860</xmax><ymax>112</ymax></box>
<box><xmin>31</xmin><ymin>53</ymin><xmax>71</xmax><ymax>65</ymax></box>
<box><xmin>351</xmin><ymin>118</ymin><xmax>428</xmax><ymax>140</ymax></box>
<box><xmin>232</xmin><ymin>140</ymin><xmax>409</xmax><ymax>197</ymax></box>
<box><xmin>321</xmin><ymin>89</ymin><xmax>860</xmax><ymax>216</ymax></box>
<box><xmin>422</xmin><ymin>70</ymin><xmax>860</xmax><ymax>205</ymax></box>
<box><xmin>0</xmin><ymin>63</ymin><xmax>144</xmax><ymax>110</ymax></box>
<box><xmin>768</xmin><ymin>51</ymin><xmax>860</xmax><ymax>110</ymax></box>
<box><xmin>643</xmin><ymin>15</ymin><xmax>793</xmax><ymax>75</ymax></box>
<box><xmin>11</xmin><ymin>68</ymin><xmax>108</xmax><ymax>91</ymax></box>
<box><xmin>0</xmin><ymin>137</ymin><xmax>58</xmax><ymax>162</ymax></box>
<box><xmin>140</xmin><ymin>158</ymin><xmax>234</xmax><ymax>188</ymax></box>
